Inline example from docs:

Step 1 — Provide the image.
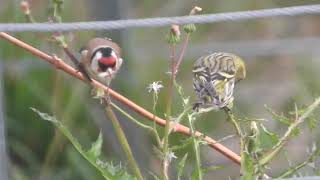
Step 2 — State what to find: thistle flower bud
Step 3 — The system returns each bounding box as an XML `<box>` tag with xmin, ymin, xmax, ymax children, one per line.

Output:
<box><xmin>166</xmin><ymin>24</ymin><xmax>181</xmax><ymax>44</ymax></box>
<box><xmin>183</xmin><ymin>24</ymin><xmax>196</xmax><ymax>34</ymax></box>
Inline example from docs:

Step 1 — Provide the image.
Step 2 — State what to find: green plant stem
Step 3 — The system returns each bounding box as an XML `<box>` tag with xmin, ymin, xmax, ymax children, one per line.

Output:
<box><xmin>104</xmin><ymin>105</ymin><xmax>144</xmax><ymax>180</ymax></box>
<box><xmin>277</xmin><ymin>154</ymin><xmax>316</xmax><ymax>178</ymax></box>
<box><xmin>259</xmin><ymin>97</ymin><xmax>320</xmax><ymax>166</ymax></box>
<box><xmin>151</xmin><ymin>93</ymin><xmax>162</xmax><ymax>148</ymax></box>
<box><xmin>174</xmin><ymin>34</ymin><xmax>190</xmax><ymax>74</ymax></box>
<box><xmin>25</xmin><ymin>13</ymin><xmax>36</xmax><ymax>23</ymax></box>
<box><xmin>224</xmin><ymin>109</ymin><xmax>245</xmax><ymax>175</ymax></box>
<box><xmin>168</xmin><ymin>106</ymin><xmax>192</xmax><ymax>135</ymax></box>
<box><xmin>188</xmin><ymin>113</ymin><xmax>203</xmax><ymax>180</ymax></box>
<box><xmin>111</xmin><ymin>102</ymin><xmax>162</xmax><ymax>147</ymax></box>
<box><xmin>161</xmin><ymin>44</ymin><xmax>176</xmax><ymax>180</ymax></box>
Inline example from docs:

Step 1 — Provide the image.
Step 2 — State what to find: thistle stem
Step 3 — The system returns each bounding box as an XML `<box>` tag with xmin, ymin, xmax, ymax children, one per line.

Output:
<box><xmin>111</xmin><ymin>102</ymin><xmax>161</xmax><ymax>147</ymax></box>
<box><xmin>224</xmin><ymin>109</ymin><xmax>245</xmax><ymax>175</ymax></box>
<box><xmin>188</xmin><ymin>113</ymin><xmax>203</xmax><ymax>180</ymax></box>
<box><xmin>161</xmin><ymin>44</ymin><xmax>176</xmax><ymax>180</ymax></box>
<box><xmin>260</xmin><ymin>97</ymin><xmax>320</xmax><ymax>166</ymax></box>
<box><xmin>104</xmin><ymin>104</ymin><xmax>144</xmax><ymax>180</ymax></box>
<box><xmin>277</xmin><ymin>153</ymin><xmax>317</xmax><ymax>178</ymax></box>
<box><xmin>174</xmin><ymin>34</ymin><xmax>190</xmax><ymax>74</ymax></box>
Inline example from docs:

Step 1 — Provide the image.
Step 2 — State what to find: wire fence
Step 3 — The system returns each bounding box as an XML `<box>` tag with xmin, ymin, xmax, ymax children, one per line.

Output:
<box><xmin>0</xmin><ymin>4</ymin><xmax>320</xmax><ymax>32</ymax></box>
<box><xmin>132</xmin><ymin>37</ymin><xmax>320</xmax><ymax>60</ymax></box>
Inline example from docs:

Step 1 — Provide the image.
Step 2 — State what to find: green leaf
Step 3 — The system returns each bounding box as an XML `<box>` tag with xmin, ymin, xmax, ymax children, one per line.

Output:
<box><xmin>249</xmin><ymin>122</ymin><xmax>279</xmax><ymax>153</ymax></box>
<box><xmin>202</xmin><ymin>165</ymin><xmax>223</xmax><ymax>174</ymax></box>
<box><xmin>307</xmin><ymin>117</ymin><xmax>318</xmax><ymax>131</ymax></box>
<box><xmin>257</xmin><ymin>123</ymin><xmax>279</xmax><ymax>150</ymax></box>
<box><xmin>265</xmin><ymin>105</ymin><xmax>291</xmax><ymax>125</ymax></box>
<box><xmin>289</xmin><ymin>106</ymin><xmax>318</xmax><ymax>131</ymax></box>
<box><xmin>292</xmin><ymin>127</ymin><xmax>301</xmax><ymax>136</ymax></box>
<box><xmin>170</xmin><ymin>138</ymin><xmax>193</xmax><ymax>151</ymax></box>
<box><xmin>174</xmin><ymin>81</ymin><xmax>190</xmax><ymax>107</ymax></box>
<box><xmin>86</xmin><ymin>131</ymin><xmax>103</xmax><ymax>160</ymax></box>
<box><xmin>191</xmin><ymin>169</ymin><xmax>199</xmax><ymax>180</ymax></box>
<box><xmin>177</xmin><ymin>153</ymin><xmax>188</xmax><ymax>180</ymax></box>
<box><xmin>149</xmin><ymin>172</ymin><xmax>161</xmax><ymax>180</ymax></box>
<box><xmin>31</xmin><ymin>108</ymin><xmax>136</xmax><ymax>180</ymax></box>
<box><xmin>30</xmin><ymin>107</ymin><xmax>58</xmax><ymax>123</ymax></box>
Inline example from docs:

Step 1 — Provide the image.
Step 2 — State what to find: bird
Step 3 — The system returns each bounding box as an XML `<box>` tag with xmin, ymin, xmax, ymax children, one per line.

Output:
<box><xmin>80</xmin><ymin>37</ymin><xmax>123</xmax><ymax>86</ymax></box>
<box><xmin>192</xmin><ymin>52</ymin><xmax>246</xmax><ymax>111</ymax></box>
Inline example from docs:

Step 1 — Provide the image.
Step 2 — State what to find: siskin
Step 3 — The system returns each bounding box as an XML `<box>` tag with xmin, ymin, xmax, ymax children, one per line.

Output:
<box><xmin>192</xmin><ymin>52</ymin><xmax>246</xmax><ymax>111</ymax></box>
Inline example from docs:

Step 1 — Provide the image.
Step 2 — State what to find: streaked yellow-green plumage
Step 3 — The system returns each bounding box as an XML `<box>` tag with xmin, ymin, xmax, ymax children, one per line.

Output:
<box><xmin>192</xmin><ymin>52</ymin><xmax>246</xmax><ymax>110</ymax></box>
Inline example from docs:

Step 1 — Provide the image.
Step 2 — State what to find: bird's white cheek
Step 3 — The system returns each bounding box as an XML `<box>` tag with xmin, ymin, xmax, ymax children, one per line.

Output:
<box><xmin>98</xmin><ymin>69</ymin><xmax>114</xmax><ymax>79</ymax></box>
<box><xmin>116</xmin><ymin>58</ymin><xmax>123</xmax><ymax>69</ymax></box>
<box><xmin>111</xmin><ymin>51</ymin><xmax>117</xmax><ymax>58</ymax></box>
<box><xmin>91</xmin><ymin>52</ymin><xmax>102</xmax><ymax>72</ymax></box>
<box><xmin>91</xmin><ymin>60</ymin><xmax>98</xmax><ymax>72</ymax></box>
<box><xmin>98</xmin><ymin>72</ymin><xmax>108</xmax><ymax>78</ymax></box>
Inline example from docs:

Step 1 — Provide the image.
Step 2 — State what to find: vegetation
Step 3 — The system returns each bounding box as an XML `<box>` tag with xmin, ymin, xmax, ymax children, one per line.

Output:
<box><xmin>1</xmin><ymin>0</ymin><xmax>320</xmax><ymax>179</ymax></box>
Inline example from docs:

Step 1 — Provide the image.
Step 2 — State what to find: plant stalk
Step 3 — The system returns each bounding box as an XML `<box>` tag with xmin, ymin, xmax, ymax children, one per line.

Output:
<box><xmin>174</xmin><ymin>34</ymin><xmax>190</xmax><ymax>74</ymax></box>
<box><xmin>259</xmin><ymin>97</ymin><xmax>320</xmax><ymax>166</ymax></box>
<box><xmin>188</xmin><ymin>113</ymin><xmax>203</xmax><ymax>180</ymax></box>
<box><xmin>161</xmin><ymin>44</ymin><xmax>176</xmax><ymax>180</ymax></box>
<box><xmin>224</xmin><ymin>109</ymin><xmax>245</xmax><ymax>175</ymax></box>
<box><xmin>104</xmin><ymin>105</ymin><xmax>144</xmax><ymax>180</ymax></box>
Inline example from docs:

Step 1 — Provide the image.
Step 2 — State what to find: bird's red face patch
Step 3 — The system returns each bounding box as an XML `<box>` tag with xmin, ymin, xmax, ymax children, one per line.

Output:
<box><xmin>99</xmin><ymin>57</ymin><xmax>116</xmax><ymax>66</ymax></box>
<box><xmin>98</xmin><ymin>57</ymin><xmax>117</xmax><ymax>72</ymax></box>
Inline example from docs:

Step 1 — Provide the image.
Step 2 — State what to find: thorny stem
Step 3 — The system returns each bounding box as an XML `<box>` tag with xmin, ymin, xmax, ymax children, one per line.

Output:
<box><xmin>104</xmin><ymin>104</ymin><xmax>144</xmax><ymax>180</ymax></box>
<box><xmin>174</xmin><ymin>34</ymin><xmax>190</xmax><ymax>75</ymax></box>
<box><xmin>259</xmin><ymin>97</ymin><xmax>320</xmax><ymax>166</ymax></box>
<box><xmin>0</xmin><ymin>32</ymin><xmax>241</xmax><ymax>165</ymax></box>
<box><xmin>168</xmin><ymin>106</ymin><xmax>192</xmax><ymax>134</ymax></box>
<box><xmin>25</xmin><ymin>13</ymin><xmax>36</xmax><ymax>23</ymax></box>
<box><xmin>224</xmin><ymin>109</ymin><xmax>243</xmax><ymax>140</ymax></box>
<box><xmin>161</xmin><ymin>44</ymin><xmax>176</xmax><ymax>180</ymax></box>
<box><xmin>224</xmin><ymin>109</ymin><xmax>245</xmax><ymax>175</ymax></box>
<box><xmin>188</xmin><ymin>113</ymin><xmax>203</xmax><ymax>180</ymax></box>
<box><xmin>111</xmin><ymin>102</ymin><xmax>162</xmax><ymax>147</ymax></box>
<box><xmin>151</xmin><ymin>93</ymin><xmax>162</xmax><ymax>148</ymax></box>
<box><xmin>277</xmin><ymin>149</ymin><xmax>319</xmax><ymax>178</ymax></box>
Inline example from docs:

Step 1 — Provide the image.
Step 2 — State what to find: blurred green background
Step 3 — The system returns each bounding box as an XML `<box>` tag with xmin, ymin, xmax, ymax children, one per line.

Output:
<box><xmin>0</xmin><ymin>0</ymin><xmax>320</xmax><ymax>179</ymax></box>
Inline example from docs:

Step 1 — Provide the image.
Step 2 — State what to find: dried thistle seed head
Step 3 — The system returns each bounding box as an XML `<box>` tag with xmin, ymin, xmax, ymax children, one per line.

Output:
<box><xmin>170</xmin><ymin>25</ymin><xmax>181</xmax><ymax>37</ymax></box>
<box><xmin>192</xmin><ymin>52</ymin><xmax>246</xmax><ymax>110</ymax></box>
<box><xmin>189</xmin><ymin>6</ymin><xmax>202</xmax><ymax>15</ymax></box>
<box><xmin>20</xmin><ymin>1</ymin><xmax>30</xmax><ymax>14</ymax></box>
